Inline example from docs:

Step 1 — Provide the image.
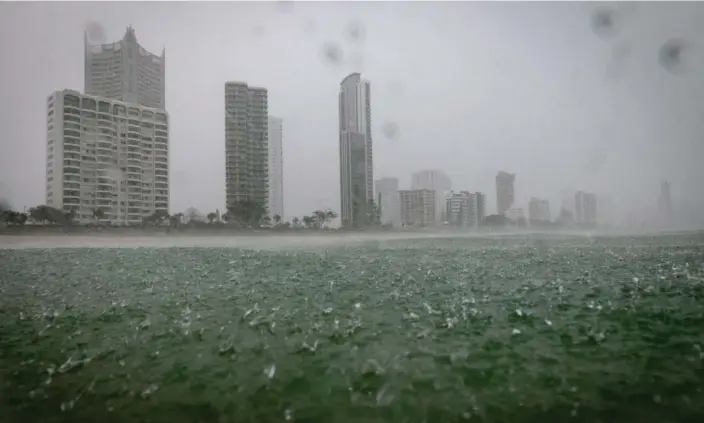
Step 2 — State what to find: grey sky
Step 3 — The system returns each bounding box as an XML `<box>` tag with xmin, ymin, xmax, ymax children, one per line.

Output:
<box><xmin>1</xmin><ymin>1</ymin><xmax>703</xmax><ymax>225</ymax></box>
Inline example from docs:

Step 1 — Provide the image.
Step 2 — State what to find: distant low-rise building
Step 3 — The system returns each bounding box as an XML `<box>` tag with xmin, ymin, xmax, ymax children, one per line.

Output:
<box><xmin>506</xmin><ymin>208</ymin><xmax>526</xmax><ymax>223</ymax></box>
<box><xmin>528</xmin><ymin>198</ymin><xmax>551</xmax><ymax>223</ymax></box>
<box><xmin>399</xmin><ymin>189</ymin><xmax>435</xmax><ymax>227</ymax></box>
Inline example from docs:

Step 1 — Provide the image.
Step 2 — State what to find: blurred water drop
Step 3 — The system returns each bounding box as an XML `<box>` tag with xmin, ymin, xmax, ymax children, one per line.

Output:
<box><xmin>591</xmin><ymin>7</ymin><xmax>618</xmax><ymax>38</ymax></box>
<box><xmin>345</xmin><ymin>20</ymin><xmax>365</xmax><ymax>44</ymax></box>
<box><xmin>382</xmin><ymin>121</ymin><xmax>400</xmax><ymax>140</ymax></box>
<box><xmin>659</xmin><ymin>39</ymin><xmax>687</xmax><ymax>74</ymax></box>
<box><xmin>302</xmin><ymin>18</ymin><xmax>317</xmax><ymax>36</ymax></box>
<box><xmin>277</xmin><ymin>1</ymin><xmax>295</xmax><ymax>14</ymax></box>
<box><xmin>321</xmin><ymin>42</ymin><xmax>343</xmax><ymax>65</ymax></box>
<box><xmin>253</xmin><ymin>25</ymin><xmax>266</xmax><ymax>38</ymax></box>
<box><xmin>85</xmin><ymin>21</ymin><xmax>106</xmax><ymax>45</ymax></box>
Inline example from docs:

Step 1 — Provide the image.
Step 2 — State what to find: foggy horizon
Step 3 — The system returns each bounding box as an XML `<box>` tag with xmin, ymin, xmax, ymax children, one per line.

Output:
<box><xmin>1</xmin><ymin>1</ymin><xmax>703</xmax><ymax>228</ymax></box>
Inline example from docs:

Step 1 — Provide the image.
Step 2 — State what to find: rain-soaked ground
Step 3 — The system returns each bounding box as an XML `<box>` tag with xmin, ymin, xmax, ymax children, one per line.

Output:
<box><xmin>1</xmin><ymin>232</ymin><xmax>704</xmax><ymax>423</ymax></box>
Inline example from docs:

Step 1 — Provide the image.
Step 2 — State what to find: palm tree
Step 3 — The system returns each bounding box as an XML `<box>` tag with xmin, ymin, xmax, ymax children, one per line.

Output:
<box><xmin>325</xmin><ymin>209</ymin><xmax>337</xmax><ymax>226</ymax></box>
<box><xmin>93</xmin><ymin>208</ymin><xmax>105</xmax><ymax>223</ymax></box>
<box><xmin>207</xmin><ymin>212</ymin><xmax>217</xmax><ymax>224</ymax></box>
<box><xmin>273</xmin><ymin>214</ymin><xmax>282</xmax><ymax>225</ymax></box>
<box><xmin>302</xmin><ymin>216</ymin><xmax>313</xmax><ymax>228</ymax></box>
<box><xmin>313</xmin><ymin>210</ymin><xmax>327</xmax><ymax>228</ymax></box>
<box><xmin>292</xmin><ymin>217</ymin><xmax>300</xmax><ymax>228</ymax></box>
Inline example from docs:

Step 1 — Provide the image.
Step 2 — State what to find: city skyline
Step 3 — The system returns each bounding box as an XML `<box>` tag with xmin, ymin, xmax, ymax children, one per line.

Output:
<box><xmin>1</xmin><ymin>2</ymin><xmax>702</xmax><ymax>228</ymax></box>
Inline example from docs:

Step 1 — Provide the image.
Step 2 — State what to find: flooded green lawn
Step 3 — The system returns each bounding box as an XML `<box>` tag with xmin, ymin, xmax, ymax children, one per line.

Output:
<box><xmin>1</xmin><ymin>234</ymin><xmax>704</xmax><ymax>422</ymax></box>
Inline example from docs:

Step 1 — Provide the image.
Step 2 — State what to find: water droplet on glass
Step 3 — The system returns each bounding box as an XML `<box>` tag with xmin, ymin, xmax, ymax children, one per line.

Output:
<box><xmin>345</xmin><ymin>20</ymin><xmax>365</xmax><ymax>44</ymax></box>
<box><xmin>512</xmin><ymin>328</ymin><xmax>521</xmax><ymax>335</ymax></box>
<box><xmin>85</xmin><ymin>21</ymin><xmax>106</xmax><ymax>45</ymax></box>
<box><xmin>591</xmin><ymin>7</ymin><xmax>618</xmax><ymax>38</ymax></box>
<box><xmin>659</xmin><ymin>39</ymin><xmax>687</xmax><ymax>74</ymax></box>
<box><xmin>382</xmin><ymin>121</ymin><xmax>400</xmax><ymax>140</ymax></box>
<box><xmin>321</xmin><ymin>42</ymin><xmax>343</xmax><ymax>65</ymax></box>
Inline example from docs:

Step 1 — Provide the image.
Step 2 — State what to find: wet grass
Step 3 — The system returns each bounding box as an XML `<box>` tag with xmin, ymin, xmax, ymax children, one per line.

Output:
<box><xmin>1</xmin><ymin>234</ymin><xmax>704</xmax><ymax>422</ymax></box>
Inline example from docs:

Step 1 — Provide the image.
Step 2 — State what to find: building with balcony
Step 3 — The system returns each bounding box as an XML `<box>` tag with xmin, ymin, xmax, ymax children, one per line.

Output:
<box><xmin>46</xmin><ymin>89</ymin><xmax>169</xmax><ymax>225</ymax></box>
<box><xmin>225</xmin><ymin>82</ymin><xmax>269</xmax><ymax>211</ymax></box>
<box><xmin>339</xmin><ymin>73</ymin><xmax>373</xmax><ymax>227</ymax></box>
<box><xmin>85</xmin><ymin>26</ymin><xmax>165</xmax><ymax>109</ymax></box>
<box><xmin>267</xmin><ymin>116</ymin><xmax>284</xmax><ymax>219</ymax></box>
<box><xmin>399</xmin><ymin>189</ymin><xmax>436</xmax><ymax>227</ymax></box>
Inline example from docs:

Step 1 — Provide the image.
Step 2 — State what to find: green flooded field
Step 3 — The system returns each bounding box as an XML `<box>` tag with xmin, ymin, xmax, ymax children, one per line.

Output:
<box><xmin>1</xmin><ymin>234</ymin><xmax>704</xmax><ymax>423</ymax></box>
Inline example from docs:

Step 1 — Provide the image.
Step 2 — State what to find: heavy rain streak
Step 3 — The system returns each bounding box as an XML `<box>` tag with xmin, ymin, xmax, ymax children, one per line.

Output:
<box><xmin>1</xmin><ymin>2</ymin><xmax>704</xmax><ymax>423</ymax></box>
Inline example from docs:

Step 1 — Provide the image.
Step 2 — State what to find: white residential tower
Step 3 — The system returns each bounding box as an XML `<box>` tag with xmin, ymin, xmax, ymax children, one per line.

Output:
<box><xmin>46</xmin><ymin>89</ymin><xmax>169</xmax><ymax>224</ymax></box>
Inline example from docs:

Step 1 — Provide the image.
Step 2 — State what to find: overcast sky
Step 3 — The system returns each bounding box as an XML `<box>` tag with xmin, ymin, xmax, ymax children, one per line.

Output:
<box><xmin>1</xmin><ymin>1</ymin><xmax>703</xmax><ymax>225</ymax></box>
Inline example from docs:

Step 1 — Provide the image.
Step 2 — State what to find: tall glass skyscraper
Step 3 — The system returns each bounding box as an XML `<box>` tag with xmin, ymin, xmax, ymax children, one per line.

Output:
<box><xmin>339</xmin><ymin>73</ymin><xmax>373</xmax><ymax>227</ymax></box>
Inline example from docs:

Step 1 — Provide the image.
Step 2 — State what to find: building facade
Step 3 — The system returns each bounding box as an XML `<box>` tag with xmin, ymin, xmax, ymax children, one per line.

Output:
<box><xmin>475</xmin><ymin>192</ymin><xmax>486</xmax><ymax>226</ymax></box>
<box><xmin>575</xmin><ymin>191</ymin><xmax>598</xmax><ymax>225</ymax></box>
<box><xmin>267</xmin><ymin>116</ymin><xmax>284</xmax><ymax>219</ymax></box>
<box><xmin>528</xmin><ymin>197</ymin><xmax>551</xmax><ymax>223</ymax></box>
<box><xmin>445</xmin><ymin>191</ymin><xmax>475</xmax><ymax>227</ymax></box>
<box><xmin>411</xmin><ymin>170</ymin><xmax>451</xmax><ymax>223</ymax></box>
<box><xmin>46</xmin><ymin>89</ymin><xmax>169</xmax><ymax>224</ymax></box>
<box><xmin>85</xmin><ymin>26</ymin><xmax>165</xmax><ymax>109</ymax></box>
<box><xmin>225</xmin><ymin>82</ymin><xmax>269</xmax><ymax>211</ymax></box>
<box><xmin>496</xmin><ymin>171</ymin><xmax>515</xmax><ymax>216</ymax></box>
<box><xmin>339</xmin><ymin>73</ymin><xmax>373</xmax><ymax>227</ymax></box>
<box><xmin>399</xmin><ymin>189</ymin><xmax>436</xmax><ymax>227</ymax></box>
<box><xmin>374</xmin><ymin>177</ymin><xmax>400</xmax><ymax>226</ymax></box>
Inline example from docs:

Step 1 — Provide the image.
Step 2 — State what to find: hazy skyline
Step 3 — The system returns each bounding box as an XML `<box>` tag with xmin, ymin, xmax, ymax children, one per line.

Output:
<box><xmin>1</xmin><ymin>2</ymin><xmax>703</xmax><ymax>226</ymax></box>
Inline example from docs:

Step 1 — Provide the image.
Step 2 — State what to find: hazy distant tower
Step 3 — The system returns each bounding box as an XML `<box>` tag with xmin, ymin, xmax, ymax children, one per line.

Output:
<box><xmin>339</xmin><ymin>73</ymin><xmax>373</xmax><ymax>227</ymax></box>
<box><xmin>225</xmin><ymin>82</ymin><xmax>269</xmax><ymax>210</ymax></box>
<box><xmin>658</xmin><ymin>180</ymin><xmax>673</xmax><ymax>224</ymax></box>
<box><xmin>267</xmin><ymin>116</ymin><xmax>284</xmax><ymax>219</ymax></box>
<box><xmin>375</xmin><ymin>177</ymin><xmax>400</xmax><ymax>226</ymax></box>
<box><xmin>496</xmin><ymin>171</ymin><xmax>515</xmax><ymax>216</ymax></box>
<box><xmin>85</xmin><ymin>26</ymin><xmax>166</xmax><ymax>109</ymax></box>
<box><xmin>411</xmin><ymin>170</ymin><xmax>451</xmax><ymax>224</ymax></box>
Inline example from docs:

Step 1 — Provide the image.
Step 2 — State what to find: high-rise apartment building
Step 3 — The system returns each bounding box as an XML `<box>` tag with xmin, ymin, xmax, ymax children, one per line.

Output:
<box><xmin>375</xmin><ymin>177</ymin><xmax>400</xmax><ymax>226</ymax></box>
<box><xmin>658</xmin><ymin>180</ymin><xmax>673</xmax><ymax>224</ymax></box>
<box><xmin>339</xmin><ymin>73</ymin><xmax>373</xmax><ymax>227</ymax></box>
<box><xmin>496</xmin><ymin>171</ymin><xmax>515</xmax><ymax>216</ymax></box>
<box><xmin>85</xmin><ymin>26</ymin><xmax>166</xmax><ymax>109</ymax></box>
<box><xmin>411</xmin><ymin>170</ymin><xmax>452</xmax><ymax>223</ymax></box>
<box><xmin>475</xmin><ymin>192</ymin><xmax>486</xmax><ymax>226</ymax></box>
<box><xmin>225</xmin><ymin>82</ymin><xmax>268</xmax><ymax>210</ymax></box>
<box><xmin>399</xmin><ymin>189</ymin><xmax>436</xmax><ymax>227</ymax></box>
<box><xmin>528</xmin><ymin>197</ymin><xmax>551</xmax><ymax>223</ymax></box>
<box><xmin>446</xmin><ymin>191</ymin><xmax>473</xmax><ymax>227</ymax></box>
<box><xmin>267</xmin><ymin>116</ymin><xmax>284</xmax><ymax>219</ymax></box>
<box><xmin>575</xmin><ymin>191</ymin><xmax>597</xmax><ymax>225</ymax></box>
<box><xmin>46</xmin><ymin>89</ymin><xmax>169</xmax><ymax>224</ymax></box>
